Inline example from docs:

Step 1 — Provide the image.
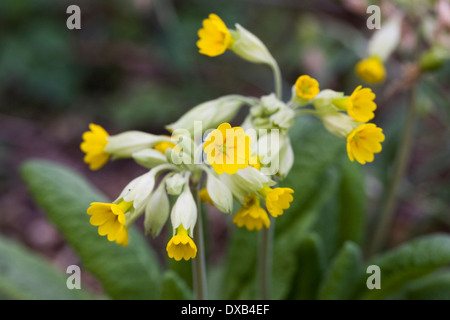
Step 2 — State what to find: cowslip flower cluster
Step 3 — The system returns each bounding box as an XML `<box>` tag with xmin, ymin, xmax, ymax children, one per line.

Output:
<box><xmin>81</xmin><ymin>115</ymin><xmax>296</xmax><ymax>255</ymax></box>
<box><xmin>81</xmin><ymin>122</ymin><xmax>250</xmax><ymax>260</ymax></box>
<box><xmin>80</xmin><ymin>12</ymin><xmax>387</xmax><ymax>262</ymax></box>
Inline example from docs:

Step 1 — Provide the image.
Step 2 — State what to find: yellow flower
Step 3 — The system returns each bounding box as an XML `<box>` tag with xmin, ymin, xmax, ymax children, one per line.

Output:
<box><xmin>347</xmin><ymin>123</ymin><xmax>385</xmax><ymax>164</ymax></box>
<box><xmin>153</xmin><ymin>141</ymin><xmax>176</xmax><ymax>154</ymax></box>
<box><xmin>203</xmin><ymin>122</ymin><xmax>252</xmax><ymax>175</ymax></box>
<box><xmin>233</xmin><ymin>195</ymin><xmax>270</xmax><ymax>231</ymax></box>
<box><xmin>260</xmin><ymin>185</ymin><xmax>294</xmax><ymax>218</ymax></box>
<box><xmin>87</xmin><ymin>200</ymin><xmax>131</xmax><ymax>246</ymax></box>
<box><xmin>197</xmin><ymin>14</ymin><xmax>234</xmax><ymax>57</ymax></box>
<box><xmin>80</xmin><ymin>123</ymin><xmax>110</xmax><ymax>170</ymax></box>
<box><xmin>355</xmin><ymin>56</ymin><xmax>386</xmax><ymax>84</ymax></box>
<box><xmin>166</xmin><ymin>224</ymin><xmax>197</xmax><ymax>261</ymax></box>
<box><xmin>345</xmin><ymin>85</ymin><xmax>377</xmax><ymax>123</ymax></box>
<box><xmin>249</xmin><ymin>154</ymin><xmax>261</xmax><ymax>170</ymax></box>
<box><xmin>295</xmin><ymin>75</ymin><xmax>320</xmax><ymax>100</ymax></box>
<box><xmin>199</xmin><ymin>188</ymin><xmax>214</xmax><ymax>206</ymax></box>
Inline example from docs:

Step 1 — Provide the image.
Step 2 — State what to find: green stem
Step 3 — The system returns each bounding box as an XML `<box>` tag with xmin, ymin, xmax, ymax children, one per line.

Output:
<box><xmin>191</xmin><ymin>182</ymin><xmax>208</xmax><ymax>300</ymax></box>
<box><xmin>257</xmin><ymin>61</ymin><xmax>282</xmax><ymax>300</ymax></box>
<box><xmin>259</xmin><ymin>217</ymin><xmax>274</xmax><ymax>299</ymax></box>
<box><xmin>271</xmin><ymin>61</ymin><xmax>282</xmax><ymax>100</ymax></box>
<box><xmin>368</xmin><ymin>83</ymin><xmax>418</xmax><ymax>257</ymax></box>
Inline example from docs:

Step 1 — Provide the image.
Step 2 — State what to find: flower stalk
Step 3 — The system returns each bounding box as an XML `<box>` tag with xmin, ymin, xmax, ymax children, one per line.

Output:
<box><xmin>259</xmin><ymin>216</ymin><xmax>273</xmax><ymax>300</ymax></box>
<box><xmin>191</xmin><ymin>181</ymin><xmax>208</xmax><ymax>300</ymax></box>
<box><xmin>368</xmin><ymin>82</ymin><xmax>418</xmax><ymax>257</ymax></box>
<box><xmin>258</xmin><ymin>55</ymin><xmax>283</xmax><ymax>300</ymax></box>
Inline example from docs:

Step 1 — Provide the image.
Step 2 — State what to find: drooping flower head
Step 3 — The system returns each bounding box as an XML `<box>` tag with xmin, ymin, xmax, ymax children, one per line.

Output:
<box><xmin>347</xmin><ymin>123</ymin><xmax>385</xmax><ymax>164</ymax></box>
<box><xmin>260</xmin><ymin>185</ymin><xmax>294</xmax><ymax>218</ymax></box>
<box><xmin>80</xmin><ymin>123</ymin><xmax>110</xmax><ymax>170</ymax></box>
<box><xmin>233</xmin><ymin>195</ymin><xmax>270</xmax><ymax>231</ymax></box>
<box><xmin>197</xmin><ymin>14</ymin><xmax>279</xmax><ymax>71</ymax></box>
<box><xmin>197</xmin><ymin>14</ymin><xmax>233</xmax><ymax>57</ymax></box>
<box><xmin>295</xmin><ymin>75</ymin><xmax>320</xmax><ymax>100</ymax></box>
<box><xmin>166</xmin><ymin>224</ymin><xmax>197</xmax><ymax>261</ymax></box>
<box><xmin>87</xmin><ymin>200</ymin><xmax>132</xmax><ymax>246</ymax></box>
<box><xmin>355</xmin><ymin>56</ymin><xmax>386</xmax><ymax>84</ymax></box>
<box><xmin>203</xmin><ymin>122</ymin><xmax>252</xmax><ymax>175</ymax></box>
<box><xmin>345</xmin><ymin>86</ymin><xmax>377</xmax><ymax>123</ymax></box>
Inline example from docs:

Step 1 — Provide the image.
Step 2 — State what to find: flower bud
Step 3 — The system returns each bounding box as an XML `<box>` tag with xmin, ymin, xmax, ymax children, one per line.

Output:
<box><xmin>312</xmin><ymin>89</ymin><xmax>344</xmax><ymax>112</ymax></box>
<box><xmin>170</xmin><ymin>185</ymin><xmax>197</xmax><ymax>237</ymax></box>
<box><xmin>320</xmin><ymin>112</ymin><xmax>359</xmax><ymax>139</ymax></box>
<box><xmin>419</xmin><ymin>46</ymin><xmax>450</xmax><ymax>72</ymax></box>
<box><xmin>219</xmin><ymin>166</ymin><xmax>275</xmax><ymax>204</ymax></box>
<box><xmin>118</xmin><ymin>164</ymin><xmax>171</xmax><ymax>214</ymax></box>
<box><xmin>247</xmin><ymin>94</ymin><xmax>294</xmax><ymax>130</ymax></box>
<box><xmin>105</xmin><ymin>131</ymin><xmax>171</xmax><ymax>159</ymax></box>
<box><xmin>144</xmin><ymin>181</ymin><xmax>170</xmax><ymax>238</ymax></box>
<box><xmin>229</xmin><ymin>24</ymin><xmax>277</xmax><ymax>67</ymax></box>
<box><xmin>205</xmin><ymin>170</ymin><xmax>234</xmax><ymax>214</ymax></box>
<box><xmin>131</xmin><ymin>149</ymin><xmax>168</xmax><ymax>169</ymax></box>
<box><xmin>277</xmin><ymin>135</ymin><xmax>294</xmax><ymax>179</ymax></box>
<box><xmin>165</xmin><ymin>173</ymin><xmax>187</xmax><ymax>195</ymax></box>
<box><xmin>165</xmin><ymin>95</ymin><xmax>256</xmax><ymax>135</ymax></box>
<box><xmin>367</xmin><ymin>14</ymin><xmax>402</xmax><ymax>62</ymax></box>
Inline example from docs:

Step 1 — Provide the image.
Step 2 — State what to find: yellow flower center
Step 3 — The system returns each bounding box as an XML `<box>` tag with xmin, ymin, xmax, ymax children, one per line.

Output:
<box><xmin>117</xmin><ymin>199</ymin><xmax>133</xmax><ymax>214</ymax></box>
<box><xmin>295</xmin><ymin>75</ymin><xmax>320</xmax><ymax>100</ymax></box>
<box><xmin>203</xmin><ymin>122</ymin><xmax>252</xmax><ymax>175</ymax></box>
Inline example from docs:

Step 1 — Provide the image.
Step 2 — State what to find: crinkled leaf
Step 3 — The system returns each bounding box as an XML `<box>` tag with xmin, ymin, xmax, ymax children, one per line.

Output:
<box><xmin>0</xmin><ymin>235</ymin><xmax>93</xmax><ymax>300</ymax></box>
<box><xmin>21</xmin><ymin>159</ymin><xmax>162</xmax><ymax>299</ymax></box>
<box><xmin>317</xmin><ymin>241</ymin><xmax>362</xmax><ymax>300</ymax></box>
<box><xmin>355</xmin><ymin>234</ymin><xmax>450</xmax><ymax>300</ymax></box>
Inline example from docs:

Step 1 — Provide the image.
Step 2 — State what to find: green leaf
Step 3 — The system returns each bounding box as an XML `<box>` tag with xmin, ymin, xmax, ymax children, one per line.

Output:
<box><xmin>336</xmin><ymin>160</ymin><xmax>365</xmax><ymax>247</ymax></box>
<box><xmin>217</xmin><ymin>118</ymin><xmax>355</xmax><ymax>300</ymax></box>
<box><xmin>277</xmin><ymin>117</ymin><xmax>344</xmax><ymax>232</ymax></box>
<box><xmin>317</xmin><ymin>241</ymin><xmax>362</xmax><ymax>300</ymax></box>
<box><xmin>287</xmin><ymin>233</ymin><xmax>325</xmax><ymax>300</ymax></box>
<box><xmin>20</xmin><ymin>159</ymin><xmax>162</xmax><ymax>300</ymax></box>
<box><xmin>398</xmin><ymin>271</ymin><xmax>450</xmax><ymax>300</ymax></box>
<box><xmin>0</xmin><ymin>235</ymin><xmax>93</xmax><ymax>300</ymax></box>
<box><xmin>273</xmin><ymin>168</ymin><xmax>340</xmax><ymax>299</ymax></box>
<box><xmin>159</xmin><ymin>270</ymin><xmax>193</xmax><ymax>300</ymax></box>
<box><xmin>219</xmin><ymin>227</ymin><xmax>258</xmax><ymax>299</ymax></box>
<box><xmin>272</xmin><ymin>118</ymin><xmax>350</xmax><ymax>299</ymax></box>
<box><xmin>356</xmin><ymin>234</ymin><xmax>450</xmax><ymax>300</ymax></box>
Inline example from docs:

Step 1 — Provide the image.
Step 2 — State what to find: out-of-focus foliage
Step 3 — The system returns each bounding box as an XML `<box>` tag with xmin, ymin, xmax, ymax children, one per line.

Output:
<box><xmin>0</xmin><ymin>0</ymin><xmax>449</xmax><ymax>299</ymax></box>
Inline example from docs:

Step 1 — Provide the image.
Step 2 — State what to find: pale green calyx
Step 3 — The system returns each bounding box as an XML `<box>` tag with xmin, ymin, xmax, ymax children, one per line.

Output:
<box><xmin>166</xmin><ymin>173</ymin><xmax>187</xmax><ymax>195</ymax></box>
<box><xmin>205</xmin><ymin>170</ymin><xmax>234</xmax><ymax>214</ymax></box>
<box><xmin>165</xmin><ymin>95</ymin><xmax>257</xmax><ymax>135</ymax></box>
<box><xmin>105</xmin><ymin>131</ymin><xmax>172</xmax><ymax>159</ymax></box>
<box><xmin>170</xmin><ymin>185</ymin><xmax>197</xmax><ymax>237</ymax></box>
<box><xmin>230</xmin><ymin>24</ymin><xmax>277</xmax><ymax>68</ymax></box>
<box><xmin>144</xmin><ymin>180</ymin><xmax>170</xmax><ymax>238</ymax></box>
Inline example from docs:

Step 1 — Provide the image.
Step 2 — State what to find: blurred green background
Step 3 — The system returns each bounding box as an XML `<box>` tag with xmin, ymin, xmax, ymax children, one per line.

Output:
<box><xmin>0</xmin><ymin>0</ymin><xmax>449</xmax><ymax>298</ymax></box>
